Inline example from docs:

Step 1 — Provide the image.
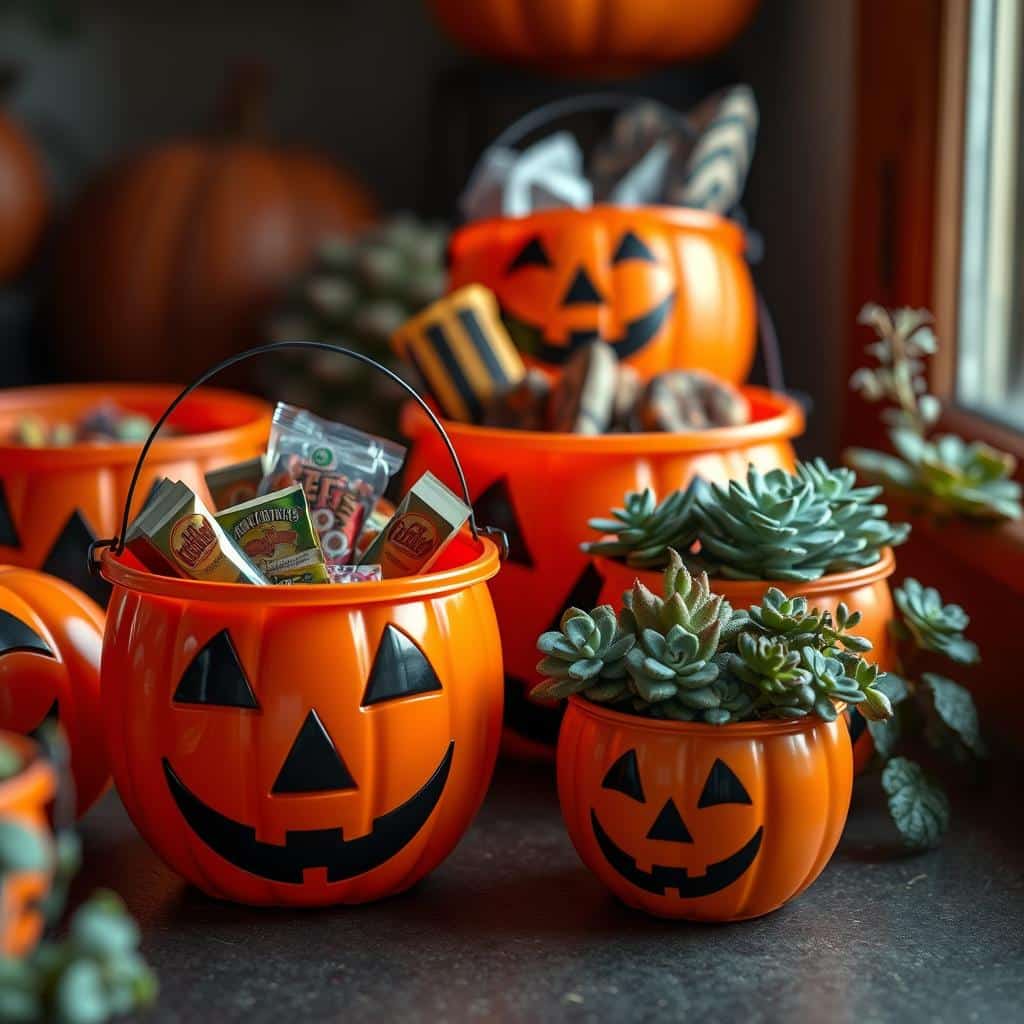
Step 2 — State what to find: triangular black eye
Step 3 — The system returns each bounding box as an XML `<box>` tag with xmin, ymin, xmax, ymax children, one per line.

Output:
<box><xmin>0</xmin><ymin>610</ymin><xmax>54</xmax><ymax>658</ymax></box>
<box><xmin>507</xmin><ymin>236</ymin><xmax>552</xmax><ymax>272</ymax></box>
<box><xmin>602</xmin><ymin>749</ymin><xmax>645</xmax><ymax>802</ymax></box>
<box><xmin>361</xmin><ymin>625</ymin><xmax>442</xmax><ymax>706</ymax></box>
<box><xmin>41</xmin><ymin>509</ymin><xmax>111</xmax><ymax>608</ymax></box>
<box><xmin>698</xmin><ymin>758</ymin><xmax>752</xmax><ymax>808</ymax></box>
<box><xmin>272</xmin><ymin>709</ymin><xmax>356</xmax><ymax>794</ymax></box>
<box><xmin>173</xmin><ymin>630</ymin><xmax>260</xmax><ymax>709</ymax></box>
<box><xmin>612</xmin><ymin>231</ymin><xmax>656</xmax><ymax>264</ymax></box>
<box><xmin>545</xmin><ymin>563</ymin><xmax>604</xmax><ymax>633</ymax></box>
<box><xmin>646</xmin><ymin>798</ymin><xmax>693</xmax><ymax>843</ymax></box>
<box><xmin>474</xmin><ymin>478</ymin><xmax>533</xmax><ymax>568</ymax></box>
<box><xmin>0</xmin><ymin>481</ymin><xmax>20</xmax><ymax>548</ymax></box>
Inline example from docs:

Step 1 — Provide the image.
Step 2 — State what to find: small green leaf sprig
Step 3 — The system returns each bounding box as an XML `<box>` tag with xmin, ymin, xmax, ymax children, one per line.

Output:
<box><xmin>534</xmin><ymin>550</ymin><xmax>894</xmax><ymax>726</ymax></box>
<box><xmin>845</xmin><ymin>303</ymin><xmax>1022</xmax><ymax>522</ymax></box>
<box><xmin>858</xmin><ymin>578</ymin><xmax>986</xmax><ymax>852</ymax></box>
<box><xmin>583</xmin><ymin>460</ymin><xmax>909</xmax><ymax>578</ymax></box>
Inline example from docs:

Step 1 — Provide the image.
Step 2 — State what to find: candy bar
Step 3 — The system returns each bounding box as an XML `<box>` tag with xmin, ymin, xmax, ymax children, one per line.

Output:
<box><xmin>631</xmin><ymin>371</ymin><xmax>751</xmax><ymax>432</ymax></box>
<box><xmin>359</xmin><ymin>472</ymin><xmax>471</xmax><ymax>578</ymax></box>
<box><xmin>481</xmin><ymin>368</ymin><xmax>551</xmax><ymax>431</ymax></box>
<box><xmin>126</xmin><ymin>481</ymin><xmax>267</xmax><ymax>584</ymax></box>
<box><xmin>215</xmin><ymin>484</ymin><xmax>330</xmax><ymax>585</ymax></box>
<box><xmin>392</xmin><ymin>285</ymin><xmax>526</xmax><ymax>424</ymax></box>
<box><xmin>547</xmin><ymin>341</ymin><xmax>617</xmax><ymax>434</ymax></box>
<box><xmin>205</xmin><ymin>457</ymin><xmax>269</xmax><ymax>511</ymax></box>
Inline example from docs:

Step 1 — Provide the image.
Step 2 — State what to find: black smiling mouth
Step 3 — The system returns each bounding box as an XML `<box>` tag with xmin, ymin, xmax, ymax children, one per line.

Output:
<box><xmin>163</xmin><ymin>741</ymin><xmax>454</xmax><ymax>884</ymax></box>
<box><xmin>591</xmin><ymin>810</ymin><xmax>763</xmax><ymax>898</ymax></box>
<box><xmin>503</xmin><ymin>293</ymin><xmax>675</xmax><ymax>365</ymax></box>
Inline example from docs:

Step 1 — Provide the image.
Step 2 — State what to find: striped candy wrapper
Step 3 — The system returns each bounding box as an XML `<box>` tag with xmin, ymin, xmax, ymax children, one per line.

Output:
<box><xmin>391</xmin><ymin>284</ymin><xmax>527</xmax><ymax>423</ymax></box>
<box><xmin>676</xmin><ymin>85</ymin><xmax>758</xmax><ymax>215</ymax></box>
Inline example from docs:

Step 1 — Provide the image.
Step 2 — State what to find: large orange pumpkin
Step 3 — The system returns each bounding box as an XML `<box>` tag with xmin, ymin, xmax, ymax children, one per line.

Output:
<box><xmin>0</xmin><ymin>384</ymin><xmax>269</xmax><ymax>606</ymax></box>
<box><xmin>401</xmin><ymin>388</ymin><xmax>803</xmax><ymax>759</ymax></box>
<box><xmin>557</xmin><ymin>695</ymin><xmax>852</xmax><ymax>921</ymax></box>
<box><xmin>0</xmin><ymin>732</ymin><xmax>55</xmax><ymax>955</ymax></box>
<box><xmin>0</xmin><ymin>108</ymin><xmax>47</xmax><ymax>283</ymax></box>
<box><xmin>99</xmin><ymin>536</ymin><xmax>504</xmax><ymax>907</ymax></box>
<box><xmin>0</xmin><ymin>566</ymin><xmax>106</xmax><ymax>816</ymax></box>
<box><xmin>53</xmin><ymin>75</ymin><xmax>374</xmax><ymax>383</ymax></box>
<box><xmin>427</xmin><ymin>0</ymin><xmax>760</xmax><ymax>76</ymax></box>
<box><xmin>447</xmin><ymin>207</ymin><xmax>756</xmax><ymax>384</ymax></box>
<box><xmin>594</xmin><ymin>547</ymin><xmax>897</xmax><ymax>774</ymax></box>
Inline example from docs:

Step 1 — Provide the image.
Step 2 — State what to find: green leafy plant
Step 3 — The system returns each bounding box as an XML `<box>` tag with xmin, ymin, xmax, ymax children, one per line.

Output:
<box><xmin>534</xmin><ymin>549</ymin><xmax>893</xmax><ymax>726</ymax></box>
<box><xmin>856</xmin><ymin>578</ymin><xmax>986</xmax><ymax>851</ymax></box>
<box><xmin>583</xmin><ymin>460</ymin><xmax>909</xmax><ymax>578</ymax></box>
<box><xmin>0</xmin><ymin>733</ymin><xmax>156</xmax><ymax>1023</ymax></box>
<box><xmin>845</xmin><ymin>303</ymin><xmax>1022</xmax><ymax>521</ymax></box>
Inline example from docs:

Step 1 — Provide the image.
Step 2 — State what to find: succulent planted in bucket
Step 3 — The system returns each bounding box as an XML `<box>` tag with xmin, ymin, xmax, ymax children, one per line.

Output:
<box><xmin>534</xmin><ymin>549</ymin><xmax>893</xmax><ymax>726</ymax></box>
<box><xmin>845</xmin><ymin>303</ymin><xmax>1022</xmax><ymax>522</ymax></box>
<box><xmin>583</xmin><ymin>461</ymin><xmax>909</xmax><ymax>578</ymax></box>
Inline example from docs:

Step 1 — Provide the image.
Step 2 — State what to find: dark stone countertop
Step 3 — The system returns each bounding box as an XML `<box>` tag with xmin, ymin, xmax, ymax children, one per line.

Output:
<box><xmin>73</xmin><ymin>758</ymin><xmax>1024</xmax><ymax>1024</ymax></box>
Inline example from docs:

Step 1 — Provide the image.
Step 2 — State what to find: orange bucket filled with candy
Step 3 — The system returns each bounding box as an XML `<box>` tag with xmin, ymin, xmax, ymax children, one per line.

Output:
<box><xmin>94</xmin><ymin>343</ymin><xmax>506</xmax><ymax>908</ymax></box>
<box><xmin>0</xmin><ymin>383</ymin><xmax>270</xmax><ymax>605</ymax></box>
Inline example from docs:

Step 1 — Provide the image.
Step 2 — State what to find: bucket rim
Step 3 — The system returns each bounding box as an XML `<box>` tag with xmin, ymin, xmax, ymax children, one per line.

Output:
<box><xmin>100</xmin><ymin>536</ymin><xmax>502</xmax><ymax>605</ymax></box>
<box><xmin>401</xmin><ymin>386</ymin><xmax>803</xmax><ymax>454</ymax></box>
<box><xmin>450</xmin><ymin>204</ymin><xmax>746</xmax><ymax>253</ymax></box>
<box><xmin>0</xmin><ymin>383</ymin><xmax>271</xmax><ymax>469</ymax></box>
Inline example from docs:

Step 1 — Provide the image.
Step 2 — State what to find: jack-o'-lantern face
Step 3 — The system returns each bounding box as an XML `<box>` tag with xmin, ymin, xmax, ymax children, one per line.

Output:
<box><xmin>498</xmin><ymin>226</ymin><xmax>676</xmax><ymax>366</ymax></box>
<box><xmin>163</xmin><ymin>626</ymin><xmax>453</xmax><ymax>885</ymax></box>
<box><xmin>591</xmin><ymin>749</ymin><xmax>762</xmax><ymax>898</ymax></box>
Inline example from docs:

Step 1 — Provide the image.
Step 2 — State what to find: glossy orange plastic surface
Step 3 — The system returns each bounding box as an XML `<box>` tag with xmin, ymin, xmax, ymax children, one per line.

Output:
<box><xmin>0</xmin><ymin>384</ymin><xmax>270</xmax><ymax>604</ymax></box>
<box><xmin>427</xmin><ymin>0</ymin><xmax>760</xmax><ymax>75</ymax></box>
<box><xmin>447</xmin><ymin>207</ymin><xmax>756</xmax><ymax>383</ymax></box>
<box><xmin>99</xmin><ymin>538</ymin><xmax>504</xmax><ymax>907</ymax></box>
<box><xmin>594</xmin><ymin>548</ymin><xmax>897</xmax><ymax>774</ymax></box>
<box><xmin>0</xmin><ymin>566</ymin><xmax>107</xmax><ymax>815</ymax></box>
<box><xmin>557</xmin><ymin>695</ymin><xmax>852</xmax><ymax>921</ymax></box>
<box><xmin>401</xmin><ymin>390</ymin><xmax>802</xmax><ymax>759</ymax></box>
<box><xmin>0</xmin><ymin>732</ymin><xmax>55</xmax><ymax>955</ymax></box>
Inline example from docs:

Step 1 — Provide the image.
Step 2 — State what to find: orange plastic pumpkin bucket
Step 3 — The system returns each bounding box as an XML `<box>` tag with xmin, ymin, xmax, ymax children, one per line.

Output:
<box><xmin>0</xmin><ymin>383</ymin><xmax>270</xmax><ymax>606</ymax></box>
<box><xmin>402</xmin><ymin>387</ymin><xmax>803</xmax><ymax>759</ymax></box>
<box><xmin>557</xmin><ymin>694</ymin><xmax>852</xmax><ymax>921</ymax></box>
<box><xmin>95</xmin><ymin>343</ymin><xmax>505</xmax><ymax>908</ymax></box>
<box><xmin>0</xmin><ymin>731</ymin><xmax>56</xmax><ymax>955</ymax></box>
<box><xmin>594</xmin><ymin>549</ymin><xmax>897</xmax><ymax>774</ymax></box>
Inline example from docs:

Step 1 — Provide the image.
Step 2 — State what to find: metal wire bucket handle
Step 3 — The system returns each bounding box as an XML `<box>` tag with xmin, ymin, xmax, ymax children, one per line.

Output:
<box><xmin>89</xmin><ymin>341</ymin><xmax>508</xmax><ymax>571</ymax></box>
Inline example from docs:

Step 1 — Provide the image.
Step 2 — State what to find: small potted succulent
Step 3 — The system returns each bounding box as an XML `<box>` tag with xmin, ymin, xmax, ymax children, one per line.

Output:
<box><xmin>533</xmin><ymin>553</ymin><xmax>894</xmax><ymax>921</ymax></box>
<box><xmin>585</xmin><ymin>459</ymin><xmax>909</xmax><ymax>685</ymax></box>
<box><xmin>0</xmin><ymin>728</ymin><xmax>157</xmax><ymax>1023</ymax></box>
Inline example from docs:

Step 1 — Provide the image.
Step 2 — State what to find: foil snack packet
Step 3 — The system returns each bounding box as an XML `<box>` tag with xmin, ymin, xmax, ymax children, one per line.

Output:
<box><xmin>215</xmin><ymin>484</ymin><xmax>330</xmax><ymax>585</ymax></box>
<box><xmin>359</xmin><ymin>471</ymin><xmax>471</xmax><ymax>578</ymax></box>
<box><xmin>262</xmin><ymin>403</ymin><xmax>405</xmax><ymax>565</ymax></box>
<box><xmin>126</xmin><ymin>480</ymin><xmax>268</xmax><ymax>585</ymax></box>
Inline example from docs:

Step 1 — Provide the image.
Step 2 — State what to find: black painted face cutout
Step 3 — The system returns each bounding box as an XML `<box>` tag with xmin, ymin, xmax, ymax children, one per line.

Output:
<box><xmin>0</xmin><ymin>481</ymin><xmax>20</xmax><ymax>549</ymax></box>
<box><xmin>612</xmin><ymin>231</ymin><xmax>657</xmax><ymax>264</ymax></box>
<box><xmin>473</xmin><ymin>478</ymin><xmax>533</xmax><ymax>569</ymax></box>
<box><xmin>561</xmin><ymin>268</ymin><xmax>604</xmax><ymax>306</ymax></box>
<box><xmin>41</xmin><ymin>509</ymin><xmax>111</xmax><ymax>608</ymax></box>
<box><xmin>0</xmin><ymin>609</ymin><xmax>55</xmax><ymax>660</ymax></box>
<box><xmin>507</xmin><ymin>236</ymin><xmax>552</xmax><ymax>272</ymax></box>
<box><xmin>165</xmin><ymin>626</ymin><xmax>454</xmax><ymax>884</ymax></box>
<box><xmin>591</xmin><ymin>756</ymin><xmax>763</xmax><ymax>898</ymax></box>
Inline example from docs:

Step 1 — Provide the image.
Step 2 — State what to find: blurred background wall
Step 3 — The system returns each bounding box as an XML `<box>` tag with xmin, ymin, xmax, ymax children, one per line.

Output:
<box><xmin>0</xmin><ymin>0</ymin><xmax>853</xmax><ymax>456</ymax></box>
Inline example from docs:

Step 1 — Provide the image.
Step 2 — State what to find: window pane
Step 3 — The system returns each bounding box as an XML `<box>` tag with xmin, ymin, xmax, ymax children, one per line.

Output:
<box><xmin>958</xmin><ymin>0</ymin><xmax>1024</xmax><ymax>431</ymax></box>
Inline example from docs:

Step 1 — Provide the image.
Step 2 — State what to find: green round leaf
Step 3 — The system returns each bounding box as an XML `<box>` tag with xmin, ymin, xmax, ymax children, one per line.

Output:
<box><xmin>0</xmin><ymin>821</ymin><xmax>50</xmax><ymax>874</ymax></box>
<box><xmin>882</xmin><ymin>757</ymin><xmax>951</xmax><ymax>850</ymax></box>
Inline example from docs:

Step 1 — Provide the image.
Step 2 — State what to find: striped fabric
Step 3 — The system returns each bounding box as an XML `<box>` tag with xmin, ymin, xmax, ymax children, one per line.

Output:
<box><xmin>678</xmin><ymin>85</ymin><xmax>759</xmax><ymax>215</ymax></box>
<box><xmin>392</xmin><ymin>285</ymin><xmax>526</xmax><ymax>423</ymax></box>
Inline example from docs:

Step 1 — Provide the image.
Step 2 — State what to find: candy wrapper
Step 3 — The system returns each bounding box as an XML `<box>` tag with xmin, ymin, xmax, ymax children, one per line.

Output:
<box><xmin>215</xmin><ymin>484</ymin><xmax>330</xmax><ymax>584</ymax></box>
<box><xmin>359</xmin><ymin>471</ymin><xmax>471</xmax><ymax>578</ymax></box>
<box><xmin>126</xmin><ymin>480</ymin><xmax>267</xmax><ymax>584</ymax></box>
<box><xmin>327</xmin><ymin>564</ymin><xmax>382</xmax><ymax>584</ymax></box>
<box><xmin>263</xmin><ymin>404</ymin><xmax>405</xmax><ymax>565</ymax></box>
<box><xmin>205</xmin><ymin>457</ymin><xmax>269</xmax><ymax>511</ymax></box>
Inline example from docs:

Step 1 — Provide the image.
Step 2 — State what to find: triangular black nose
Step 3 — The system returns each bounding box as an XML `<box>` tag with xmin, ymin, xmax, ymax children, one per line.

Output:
<box><xmin>272</xmin><ymin>710</ymin><xmax>357</xmax><ymax>794</ymax></box>
<box><xmin>561</xmin><ymin>268</ymin><xmax>603</xmax><ymax>306</ymax></box>
<box><xmin>646</xmin><ymin>798</ymin><xmax>693</xmax><ymax>843</ymax></box>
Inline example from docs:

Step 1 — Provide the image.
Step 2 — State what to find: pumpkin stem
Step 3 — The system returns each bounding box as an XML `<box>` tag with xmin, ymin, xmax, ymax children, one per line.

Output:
<box><xmin>218</xmin><ymin>63</ymin><xmax>271</xmax><ymax>141</ymax></box>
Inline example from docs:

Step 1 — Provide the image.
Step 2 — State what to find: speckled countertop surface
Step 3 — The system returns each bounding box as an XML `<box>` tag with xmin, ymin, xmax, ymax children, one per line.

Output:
<box><xmin>73</xmin><ymin>758</ymin><xmax>1024</xmax><ymax>1024</ymax></box>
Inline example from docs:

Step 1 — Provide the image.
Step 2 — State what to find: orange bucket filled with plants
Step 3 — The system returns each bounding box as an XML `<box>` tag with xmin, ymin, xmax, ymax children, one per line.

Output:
<box><xmin>0</xmin><ymin>383</ymin><xmax>270</xmax><ymax>606</ymax></box>
<box><xmin>94</xmin><ymin>344</ymin><xmax>506</xmax><ymax>908</ymax></box>
<box><xmin>397</xmin><ymin>91</ymin><xmax>798</xmax><ymax>758</ymax></box>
